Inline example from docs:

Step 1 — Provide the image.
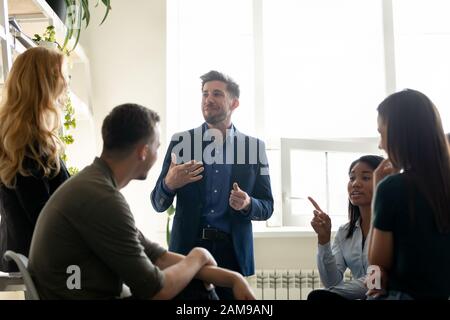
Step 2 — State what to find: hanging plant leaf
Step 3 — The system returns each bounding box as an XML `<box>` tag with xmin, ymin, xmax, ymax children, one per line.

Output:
<box><xmin>99</xmin><ymin>0</ymin><xmax>112</xmax><ymax>25</ymax></box>
<box><xmin>63</xmin><ymin>0</ymin><xmax>112</xmax><ymax>52</ymax></box>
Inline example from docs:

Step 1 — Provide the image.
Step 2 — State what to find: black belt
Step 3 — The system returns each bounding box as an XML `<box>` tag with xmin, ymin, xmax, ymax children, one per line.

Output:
<box><xmin>200</xmin><ymin>228</ymin><xmax>230</xmax><ymax>241</ymax></box>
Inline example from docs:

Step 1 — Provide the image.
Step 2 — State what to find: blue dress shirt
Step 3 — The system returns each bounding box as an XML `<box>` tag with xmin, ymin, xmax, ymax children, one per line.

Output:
<box><xmin>201</xmin><ymin>123</ymin><xmax>234</xmax><ymax>233</ymax></box>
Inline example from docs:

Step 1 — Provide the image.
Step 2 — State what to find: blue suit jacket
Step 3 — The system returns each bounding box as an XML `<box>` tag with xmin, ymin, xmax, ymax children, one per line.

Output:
<box><xmin>151</xmin><ymin>125</ymin><xmax>273</xmax><ymax>276</ymax></box>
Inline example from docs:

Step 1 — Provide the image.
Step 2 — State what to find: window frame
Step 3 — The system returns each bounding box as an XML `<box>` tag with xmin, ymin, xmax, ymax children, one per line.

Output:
<box><xmin>280</xmin><ymin>137</ymin><xmax>380</xmax><ymax>228</ymax></box>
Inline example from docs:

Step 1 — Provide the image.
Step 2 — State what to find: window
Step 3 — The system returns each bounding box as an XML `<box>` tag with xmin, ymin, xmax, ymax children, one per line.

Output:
<box><xmin>281</xmin><ymin>138</ymin><xmax>380</xmax><ymax>229</ymax></box>
<box><xmin>166</xmin><ymin>0</ymin><xmax>256</xmax><ymax>139</ymax></box>
<box><xmin>393</xmin><ymin>0</ymin><xmax>450</xmax><ymax>132</ymax></box>
<box><xmin>262</xmin><ymin>0</ymin><xmax>385</xmax><ymax>140</ymax></box>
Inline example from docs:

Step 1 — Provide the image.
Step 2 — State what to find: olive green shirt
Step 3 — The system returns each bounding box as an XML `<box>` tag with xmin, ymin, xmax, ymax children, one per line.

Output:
<box><xmin>29</xmin><ymin>157</ymin><xmax>166</xmax><ymax>299</ymax></box>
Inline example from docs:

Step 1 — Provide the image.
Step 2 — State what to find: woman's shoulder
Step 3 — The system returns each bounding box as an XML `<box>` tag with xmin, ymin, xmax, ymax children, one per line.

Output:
<box><xmin>19</xmin><ymin>157</ymin><xmax>43</xmax><ymax>177</ymax></box>
<box><xmin>378</xmin><ymin>173</ymin><xmax>406</xmax><ymax>192</ymax></box>
<box><xmin>338</xmin><ymin>221</ymin><xmax>351</xmax><ymax>231</ymax></box>
<box><xmin>335</xmin><ymin>222</ymin><xmax>352</xmax><ymax>239</ymax></box>
<box><xmin>17</xmin><ymin>156</ymin><xmax>68</xmax><ymax>182</ymax></box>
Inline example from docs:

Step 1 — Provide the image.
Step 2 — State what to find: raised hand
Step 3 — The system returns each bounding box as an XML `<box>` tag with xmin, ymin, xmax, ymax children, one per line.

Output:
<box><xmin>373</xmin><ymin>159</ymin><xmax>399</xmax><ymax>188</ymax></box>
<box><xmin>229</xmin><ymin>182</ymin><xmax>251</xmax><ymax>212</ymax></box>
<box><xmin>308</xmin><ymin>196</ymin><xmax>332</xmax><ymax>245</ymax></box>
<box><xmin>164</xmin><ymin>153</ymin><xmax>204</xmax><ymax>190</ymax></box>
<box><xmin>365</xmin><ymin>265</ymin><xmax>389</xmax><ymax>299</ymax></box>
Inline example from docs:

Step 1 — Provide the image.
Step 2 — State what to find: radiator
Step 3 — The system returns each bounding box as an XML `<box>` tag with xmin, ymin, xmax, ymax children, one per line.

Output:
<box><xmin>247</xmin><ymin>269</ymin><xmax>353</xmax><ymax>300</ymax></box>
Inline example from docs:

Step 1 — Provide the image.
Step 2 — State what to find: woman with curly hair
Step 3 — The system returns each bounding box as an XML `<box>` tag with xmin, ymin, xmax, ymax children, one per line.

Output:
<box><xmin>0</xmin><ymin>47</ymin><xmax>70</xmax><ymax>272</ymax></box>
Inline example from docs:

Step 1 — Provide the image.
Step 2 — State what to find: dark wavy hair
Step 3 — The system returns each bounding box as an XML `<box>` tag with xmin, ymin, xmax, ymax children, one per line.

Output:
<box><xmin>377</xmin><ymin>89</ymin><xmax>450</xmax><ymax>233</ymax></box>
<box><xmin>346</xmin><ymin>155</ymin><xmax>384</xmax><ymax>238</ymax></box>
<box><xmin>200</xmin><ymin>70</ymin><xmax>240</xmax><ymax>98</ymax></box>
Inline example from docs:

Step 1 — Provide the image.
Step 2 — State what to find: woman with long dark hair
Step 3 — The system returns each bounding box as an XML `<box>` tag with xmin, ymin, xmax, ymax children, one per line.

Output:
<box><xmin>368</xmin><ymin>89</ymin><xmax>450</xmax><ymax>299</ymax></box>
<box><xmin>307</xmin><ymin>155</ymin><xmax>383</xmax><ymax>300</ymax></box>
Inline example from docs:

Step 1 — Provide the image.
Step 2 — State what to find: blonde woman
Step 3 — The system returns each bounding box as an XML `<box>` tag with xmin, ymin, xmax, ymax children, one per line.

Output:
<box><xmin>0</xmin><ymin>47</ymin><xmax>70</xmax><ymax>272</ymax></box>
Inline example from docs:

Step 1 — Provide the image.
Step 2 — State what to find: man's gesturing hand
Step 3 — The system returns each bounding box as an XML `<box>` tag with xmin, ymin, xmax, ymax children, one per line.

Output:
<box><xmin>229</xmin><ymin>182</ymin><xmax>251</xmax><ymax>212</ymax></box>
<box><xmin>164</xmin><ymin>153</ymin><xmax>204</xmax><ymax>190</ymax></box>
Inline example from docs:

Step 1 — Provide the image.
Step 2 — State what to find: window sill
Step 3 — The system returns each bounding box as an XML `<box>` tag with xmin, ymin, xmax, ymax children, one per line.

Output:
<box><xmin>253</xmin><ymin>226</ymin><xmax>337</xmax><ymax>238</ymax></box>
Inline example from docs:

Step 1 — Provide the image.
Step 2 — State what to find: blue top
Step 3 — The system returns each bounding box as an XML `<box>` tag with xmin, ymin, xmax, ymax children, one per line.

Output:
<box><xmin>158</xmin><ymin>123</ymin><xmax>235</xmax><ymax>233</ymax></box>
<box><xmin>150</xmin><ymin>124</ymin><xmax>274</xmax><ymax>276</ymax></box>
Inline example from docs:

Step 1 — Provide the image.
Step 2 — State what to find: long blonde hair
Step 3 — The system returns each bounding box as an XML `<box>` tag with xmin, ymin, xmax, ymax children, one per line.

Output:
<box><xmin>0</xmin><ymin>47</ymin><xmax>67</xmax><ymax>188</ymax></box>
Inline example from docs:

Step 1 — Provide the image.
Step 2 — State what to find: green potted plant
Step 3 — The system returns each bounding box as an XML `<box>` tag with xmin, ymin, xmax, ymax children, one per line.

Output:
<box><xmin>44</xmin><ymin>0</ymin><xmax>112</xmax><ymax>52</ymax></box>
<box><xmin>32</xmin><ymin>25</ymin><xmax>62</xmax><ymax>51</ymax></box>
<box><xmin>63</xmin><ymin>0</ymin><xmax>112</xmax><ymax>52</ymax></box>
<box><xmin>60</xmin><ymin>96</ymin><xmax>78</xmax><ymax>175</ymax></box>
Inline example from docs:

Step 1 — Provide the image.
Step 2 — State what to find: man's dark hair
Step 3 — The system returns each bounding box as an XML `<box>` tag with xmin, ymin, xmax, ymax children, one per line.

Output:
<box><xmin>102</xmin><ymin>103</ymin><xmax>160</xmax><ymax>155</ymax></box>
<box><xmin>200</xmin><ymin>70</ymin><xmax>240</xmax><ymax>98</ymax></box>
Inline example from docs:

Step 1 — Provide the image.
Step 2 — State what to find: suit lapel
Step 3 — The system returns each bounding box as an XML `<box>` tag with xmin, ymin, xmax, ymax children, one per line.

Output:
<box><xmin>194</xmin><ymin>124</ymin><xmax>206</xmax><ymax>201</ymax></box>
<box><xmin>230</xmin><ymin>127</ymin><xmax>245</xmax><ymax>190</ymax></box>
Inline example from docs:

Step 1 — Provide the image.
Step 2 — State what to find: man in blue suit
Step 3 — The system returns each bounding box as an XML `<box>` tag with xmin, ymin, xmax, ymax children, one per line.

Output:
<box><xmin>151</xmin><ymin>70</ymin><xmax>273</xmax><ymax>299</ymax></box>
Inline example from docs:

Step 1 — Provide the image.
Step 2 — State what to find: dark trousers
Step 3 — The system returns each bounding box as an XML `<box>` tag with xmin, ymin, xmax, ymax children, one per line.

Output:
<box><xmin>173</xmin><ymin>279</ymin><xmax>219</xmax><ymax>300</ymax></box>
<box><xmin>124</xmin><ymin>279</ymin><xmax>219</xmax><ymax>300</ymax></box>
<box><xmin>195</xmin><ymin>237</ymin><xmax>240</xmax><ymax>300</ymax></box>
<box><xmin>307</xmin><ymin>289</ymin><xmax>350</xmax><ymax>301</ymax></box>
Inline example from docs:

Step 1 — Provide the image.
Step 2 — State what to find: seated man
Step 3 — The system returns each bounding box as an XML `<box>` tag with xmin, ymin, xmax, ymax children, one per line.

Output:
<box><xmin>28</xmin><ymin>103</ymin><xmax>255</xmax><ymax>300</ymax></box>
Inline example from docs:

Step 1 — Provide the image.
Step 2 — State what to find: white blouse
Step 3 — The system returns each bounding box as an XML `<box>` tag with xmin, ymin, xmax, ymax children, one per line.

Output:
<box><xmin>317</xmin><ymin>218</ymin><xmax>369</xmax><ymax>299</ymax></box>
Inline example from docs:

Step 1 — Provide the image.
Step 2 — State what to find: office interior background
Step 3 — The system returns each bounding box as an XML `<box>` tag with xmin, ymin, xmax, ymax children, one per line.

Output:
<box><xmin>1</xmin><ymin>0</ymin><xmax>450</xmax><ymax>299</ymax></box>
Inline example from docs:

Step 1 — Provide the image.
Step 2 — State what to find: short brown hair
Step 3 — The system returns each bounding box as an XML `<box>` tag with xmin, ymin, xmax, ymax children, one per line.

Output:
<box><xmin>102</xmin><ymin>103</ymin><xmax>160</xmax><ymax>155</ymax></box>
<box><xmin>200</xmin><ymin>70</ymin><xmax>240</xmax><ymax>98</ymax></box>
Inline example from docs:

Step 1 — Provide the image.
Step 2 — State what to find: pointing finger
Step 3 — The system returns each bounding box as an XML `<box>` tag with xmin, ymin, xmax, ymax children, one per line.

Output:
<box><xmin>308</xmin><ymin>196</ymin><xmax>324</xmax><ymax>213</ymax></box>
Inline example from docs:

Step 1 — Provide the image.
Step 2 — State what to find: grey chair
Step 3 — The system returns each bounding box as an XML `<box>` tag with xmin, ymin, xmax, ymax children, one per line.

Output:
<box><xmin>3</xmin><ymin>251</ymin><xmax>39</xmax><ymax>300</ymax></box>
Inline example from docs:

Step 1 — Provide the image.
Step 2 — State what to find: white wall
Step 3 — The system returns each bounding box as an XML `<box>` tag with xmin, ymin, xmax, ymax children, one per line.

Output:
<box><xmin>80</xmin><ymin>0</ymin><xmax>168</xmax><ymax>245</ymax></box>
<box><xmin>255</xmin><ymin>236</ymin><xmax>318</xmax><ymax>270</ymax></box>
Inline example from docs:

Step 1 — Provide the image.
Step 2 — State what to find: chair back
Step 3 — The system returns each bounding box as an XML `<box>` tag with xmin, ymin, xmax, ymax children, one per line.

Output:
<box><xmin>3</xmin><ymin>251</ymin><xmax>39</xmax><ymax>300</ymax></box>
